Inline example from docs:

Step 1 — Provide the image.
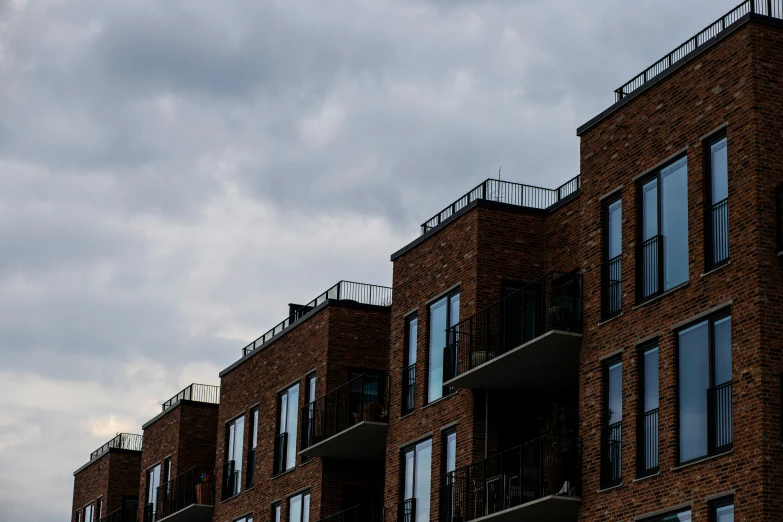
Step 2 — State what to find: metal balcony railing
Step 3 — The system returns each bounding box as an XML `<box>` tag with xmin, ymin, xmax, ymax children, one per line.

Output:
<box><xmin>301</xmin><ymin>374</ymin><xmax>390</xmax><ymax>450</ymax></box>
<box><xmin>615</xmin><ymin>1</ymin><xmax>783</xmax><ymax>102</ymax></box>
<box><xmin>246</xmin><ymin>448</ymin><xmax>256</xmax><ymax>488</ymax></box>
<box><xmin>221</xmin><ymin>460</ymin><xmax>238</xmax><ymax>500</ymax></box>
<box><xmin>316</xmin><ymin>505</ymin><xmax>381</xmax><ymax>522</ymax></box>
<box><xmin>601</xmin><ymin>422</ymin><xmax>622</xmax><ymax>489</ymax></box>
<box><xmin>99</xmin><ymin>506</ymin><xmax>138</xmax><ymax>522</ymax></box>
<box><xmin>637</xmin><ymin>409</ymin><xmax>659</xmax><ymax>477</ymax></box>
<box><xmin>708</xmin><ymin>198</ymin><xmax>730</xmax><ymax>269</ymax></box>
<box><xmin>602</xmin><ymin>255</ymin><xmax>622</xmax><ymax>320</ymax></box>
<box><xmin>397</xmin><ymin>498</ymin><xmax>416</xmax><ymax>522</ymax></box>
<box><xmin>636</xmin><ymin>235</ymin><xmax>663</xmax><ymax>303</ymax></box>
<box><xmin>142</xmin><ymin>503</ymin><xmax>154</xmax><ymax>522</ymax></box>
<box><xmin>401</xmin><ymin>364</ymin><xmax>416</xmax><ymax>415</ymax></box>
<box><xmin>161</xmin><ymin>384</ymin><xmax>220</xmax><ymax>411</ymax></box>
<box><xmin>421</xmin><ymin>176</ymin><xmax>580</xmax><ymax>235</ymax></box>
<box><xmin>241</xmin><ymin>281</ymin><xmax>392</xmax><ymax>356</ymax></box>
<box><xmin>273</xmin><ymin>433</ymin><xmax>288</xmax><ymax>476</ymax></box>
<box><xmin>90</xmin><ymin>433</ymin><xmax>143</xmax><ymax>461</ymax></box>
<box><xmin>443</xmin><ymin>271</ymin><xmax>583</xmax><ymax>381</ymax></box>
<box><xmin>155</xmin><ymin>467</ymin><xmax>214</xmax><ymax>520</ymax></box>
<box><xmin>439</xmin><ymin>432</ymin><xmax>581</xmax><ymax>522</ymax></box>
<box><xmin>708</xmin><ymin>381</ymin><xmax>733</xmax><ymax>454</ymax></box>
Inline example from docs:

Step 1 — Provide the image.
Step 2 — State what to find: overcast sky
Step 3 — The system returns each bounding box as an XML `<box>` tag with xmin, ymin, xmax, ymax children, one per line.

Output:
<box><xmin>0</xmin><ymin>0</ymin><xmax>742</xmax><ymax>520</ymax></box>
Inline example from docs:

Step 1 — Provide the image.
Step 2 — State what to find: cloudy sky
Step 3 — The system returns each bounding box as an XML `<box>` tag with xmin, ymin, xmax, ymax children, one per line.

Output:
<box><xmin>0</xmin><ymin>0</ymin><xmax>742</xmax><ymax>520</ymax></box>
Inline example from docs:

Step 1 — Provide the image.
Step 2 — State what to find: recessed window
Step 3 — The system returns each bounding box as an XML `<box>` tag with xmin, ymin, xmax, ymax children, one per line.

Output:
<box><xmin>428</xmin><ymin>292</ymin><xmax>460</xmax><ymax>402</ymax></box>
<box><xmin>96</xmin><ymin>498</ymin><xmax>103</xmax><ymax>521</ymax></box>
<box><xmin>637</xmin><ymin>156</ymin><xmax>689</xmax><ymax>302</ymax></box>
<box><xmin>706</xmin><ymin>136</ymin><xmax>729</xmax><ymax>269</ymax></box>
<box><xmin>641</xmin><ymin>508</ymin><xmax>691</xmax><ymax>522</ymax></box>
<box><xmin>272</xmin><ymin>502</ymin><xmax>281</xmax><ymax>522</ymax></box>
<box><xmin>403</xmin><ymin>316</ymin><xmax>418</xmax><ymax>415</ymax></box>
<box><xmin>84</xmin><ymin>503</ymin><xmax>94</xmax><ymax>522</ymax></box>
<box><xmin>602</xmin><ymin>195</ymin><xmax>623</xmax><ymax>319</ymax></box>
<box><xmin>302</xmin><ymin>374</ymin><xmax>316</xmax><ymax>462</ymax></box>
<box><xmin>235</xmin><ymin>516</ymin><xmax>254</xmax><ymax>522</ymax></box>
<box><xmin>247</xmin><ymin>408</ymin><xmax>259</xmax><ymax>487</ymax></box>
<box><xmin>601</xmin><ymin>358</ymin><xmax>622</xmax><ymax>488</ymax></box>
<box><xmin>441</xmin><ymin>430</ymin><xmax>457</xmax><ymax>522</ymax></box>
<box><xmin>224</xmin><ymin>415</ymin><xmax>245</xmax><ymax>498</ymax></box>
<box><xmin>401</xmin><ymin>438</ymin><xmax>432</xmax><ymax>522</ymax></box>
<box><xmin>146</xmin><ymin>463</ymin><xmax>161</xmax><ymax>521</ymax></box>
<box><xmin>711</xmin><ymin>497</ymin><xmax>734</xmax><ymax>522</ymax></box>
<box><xmin>678</xmin><ymin>313</ymin><xmax>732</xmax><ymax>463</ymax></box>
<box><xmin>275</xmin><ymin>384</ymin><xmax>299</xmax><ymax>475</ymax></box>
<box><xmin>289</xmin><ymin>491</ymin><xmax>311</xmax><ymax>522</ymax></box>
<box><xmin>638</xmin><ymin>345</ymin><xmax>659</xmax><ymax>477</ymax></box>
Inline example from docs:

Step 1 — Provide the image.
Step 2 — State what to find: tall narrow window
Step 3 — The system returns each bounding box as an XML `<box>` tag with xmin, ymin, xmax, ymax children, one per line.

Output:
<box><xmin>440</xmin><ymin>431</ymin><xmax>457</xmax><ymax>522</ymax></box>
<box><xmin>289</xmin><ymin>491</ymin><xmax>311</xmax><ymax>522</ymax></box>
<box><xmin>303</xmin><ymin>374</ymin><xmax>316</xmax><ymax>461</ymax></box>
<box><xmin>601</xmin><ymin>358</ymin><xmax>622</xmax><ymax>488</ymax></box>
<box><xmin>247</xmin><ymin>408</ymin><xmax>258</xmax><ymax>487</ymax></box>
<box><xmin>428</xmin><ymin>292</ymin><xmax>460</xmax><ymax>402</ymax></box>
<box><xmin>678</xmin><ymin>313</ymin><xmax>732</xmax><ymax>463</ymax></box>
<box><xmin>637</xmin><ymin>157</ymin><xmax>689</xmax><ymax>301</ymax></box>
<box><xmin>162</xmin><ymin>456</ymin><xmax>172</xmax><ymax>500</ymax></box>
<box><xmin>84</xmin><ymin>503</ymin><xmax>94</xmax><ymax>522</ymax></box>
<box><xmin>638</xmin><ymin>345</ymin><xmax>659</xmax><ymax>476</ymax></box>
<box><xmin>401</xmin><ymin>438</ymin><xmax>432</xmax><ymax>522</ymax></box>
<box><xmin>711</xmin><ymin>497</ymin><xmax>734</xmax><ymax>522</ymax></box>
<box><xmin>707</xmin><ymin>136</ymin><xmax>729</xmax><ymax>268</ymax></box>
<box><xmin>275</xmin><ymin>384</ymin><xmax>299</xmax><ymax>474</ymax></box>
<box><xmin>96</xmin><ymin>498</ymin><xmax>103</xmax><ymax>521</ymax></box>
<box><xmin>603</xmin><ymin>196</ymin><xmax>623</xmax><ymax>319</ymax></box>
<box><xmin>272</xmin><ymin>503</ymin><xmax>281</xmax><ymax>522</ymax></box>
<box><xmin>403</xmin><ymin>316</ymin><xmax>418</xmax><ymax>415</ymax></box>
<box><xmin>147</xmin><ymin>463</ymin><xmax>161</xmax><ymax>522</ymax></box>
<box><xmin>225</xmin><ymin>416</ymin><xmax>244</xmax><ymax>497</ymax></box>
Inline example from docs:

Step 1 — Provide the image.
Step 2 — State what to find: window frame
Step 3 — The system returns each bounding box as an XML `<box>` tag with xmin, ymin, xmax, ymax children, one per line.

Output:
<box><xmin>639</xmin><ymin>507</ymin><xmax>692</xmax><ymax>522</ymax></box>
<box><xmin>637</xmin><ymin>341</ymin><xmax>660</xmax><ymax>477</ymax></box>
<box><xmin>146</xmin><ymin>462</ymin><xmax>162</xmax><ymax>520</ymax></box>
<box><xmin>601</xmin><ymin>355</ymin><xmax>623</xmax><ymax>488</ymax></box>
<box><xmin>704</xmin><ymin>132</ymin><xmax>729</xmax><ymax>270</ymax></box>
<box><xmin>709</xmin><ymin>496</ymin><xmax>734</xmax><ymax>522</ymax></box>
<box><xmin>302</xmin><ymin>374</ymin><xmax>316</xmax><ymax>462</ymax></box>
<box><xmin>403</xmin><ymin>315</ymin><xmax>418</xmax><ymax>415</ymax></box>
<box><xmin>271</xmin><ymin>502</ymin><xmax>281</xmax><ymax>522</ymax></box>
<box><xmin>287</xmin><ymin>490</ymin><xmax>311</xmax><ymax>522</ymax></box>
<box><xmin>400</xmin><ymin>437</ymin><xmax>432</xmax><ymax>522</ymax></box>
<box><xmin>675</xmin><ymin>309</ymin><xmax>732</xmax><ymax>465</ymax></box>
<box><xmin>83</xmin><ymin>502</ymin><xmax>95</xmax><ymax>522</ymax></box>
<box><xmin>225</xmin><ymin>413</ymin><xmax>246</xmax><ymax>497</ymax></box>
<box><xmin>427</xmin><ymin>289</ymin><xmax>460</xmax><ymax>404</ymax></box>
<box><xmin>602</xmin><ymin>192</ymin><xmax>623</xmax><ymax>319</ymax></box>
<box><xmin>275</xmin><ymin>383</ymin><xmax>300</xmax><ymax>475</ymax></box>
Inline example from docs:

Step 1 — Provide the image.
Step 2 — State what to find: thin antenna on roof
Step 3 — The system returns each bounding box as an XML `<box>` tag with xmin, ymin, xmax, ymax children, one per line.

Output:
<box><xmin>498</xmin><ymin>166</ymin><xmax>502</xmax><ymax>181</ymax></box>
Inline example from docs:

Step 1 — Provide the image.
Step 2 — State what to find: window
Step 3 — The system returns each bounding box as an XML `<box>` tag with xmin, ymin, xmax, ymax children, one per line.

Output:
<box><xmin>84</xmin><ymin>503</ymin><xmax>94</xmax><ymax>522</ymax></box>
<box><xmin>147</xmin><ymin>463</ymin><xmax>161</xmax><ymax>521</ymax></box>
<box><xmin>96</xmin><ymin>498</ymin><xmax>103</xmax><ymax>521</ymax></box>
<box><xmin>706</xmin><ymin>136</ymin><xmax>729</xmax><ymax>269</ymax></box>
<box><xmin>637</xmin><ymin>156</ymin><xmax>689</xmax><ymax>301</ymax></box>
<box><xmin>641</xmin><ymin>508</ymin><xmax>691</xmax><ymax>522</ymax></box>
<box><xmin>403</xmin><ymin>316</ymin><xmax>418</xmax><ymax>415</ymax></box>
<box><xmin>225</xmin><ymin>415</ymin><xmax>245</xmax><ymax>497</ymax></box>
<box><xmin>401</xmin><ymin>438</ymin><xmax>432</xmax><ymax>522</ymax></box>
<box><xmin>77</xmin><ymin>510</ymin><xmax>82</xmax><ymax>522</ymax></box>
<box><xmin>247</xmin><ymin>408</ymin><xmax>259</xmax><ymax>487</ymax></box>
<box><xmin>603</xmin><ymin>195</ymin><xmax>623</xmax><ymax>319</ymax></box>
<box><xmin>638</xmin><ymin>345</ymin><xmax>659</xmax><ymax>477</ymax></box>
<box><xmin>289</xmin><ymin>491</ymin><xmax>311</xmax><ymax>522</ymax></box>
<box><xmin>302</xmin><ymin>374</ymin><xmax>316</xmax><ymax>462</ymax></box>
<box><xmin>441</xmin><ymin>431</ymin><xmax>457</xmax><ymax>522</ymax></box>
<box><xmin>601</xmin><ymin>358</ymin><xmax>622</xmax><ymax>488</ymax></box>
<box><xmin>272</xmin><ymin>503</ymin><xmax>281</xmax><ymax>522</ymax></box>
<box><xmin>678</xmin><ymin>313</ymin><xmax>732</xmax><ymax>463</ymax></box>
<box><xmin>275</xmin><ymin>384</ymin><xmax>299</xmax><ymax>474</ymax></box>
<box><xmin>711</xmin><ymin>497</ymin><xmax>734</xmax><ymax>522</ymax></box>
<box><xmin>235</xmin><ymin>516</ymin><xmax>254</xmax><ymax>522</ymax></box>
<box><xmin>428</xmin><ymin>292</ymin><xmax>460</xmax><ymax>402</ymax></box>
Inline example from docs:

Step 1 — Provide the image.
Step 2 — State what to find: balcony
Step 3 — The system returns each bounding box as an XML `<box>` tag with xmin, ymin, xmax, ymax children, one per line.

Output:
<box><xmin>600</xmin><ymin>422</ymin><xmax>622</xmax><ymax>489</ymax></box>
<box><xmin>300</xmin><ymin>373</ymin><xmax>389</xmax><ymax>462</ymax></box>
<box><xmin>154</xmin><ymin>467</ymin><xmax>214</xmax><ymax>522</ymax></box>
<box><xmin>161</xmin><ymin>384</ymin><xmax>219</xmax><ymax>411</ymax></box>
<box><xmin>440</xmin><ymin>432</ymin><xmax>581</xmax><ymax>522</ymax></box>
<box><xmin>316</xmin><ymin>505</ymin><xmax>381</xmax><ymax>522</ymax></box>
<box><xmin>100</xmin><ymin>505</ymin><xmax>138</xmax><ymax>522</ymax></box>
<box><xmin>443</xmin><ymin>272</ymin><xmax>583</xmax><ymax>392</ymax></box>
<box><xmin>241</xmin><ymin>281</ymin><xmax>392</xmax><ymax>357</ymax></box>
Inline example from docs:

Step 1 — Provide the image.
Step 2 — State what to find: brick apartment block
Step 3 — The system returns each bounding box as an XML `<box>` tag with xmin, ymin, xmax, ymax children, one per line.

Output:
<box><xmin>70</xmin><ymin>3</ymin><xmax>783</xmax><ymax>522</ymax></box>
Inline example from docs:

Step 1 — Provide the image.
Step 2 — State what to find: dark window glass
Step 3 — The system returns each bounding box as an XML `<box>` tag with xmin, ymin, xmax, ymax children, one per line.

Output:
<box><xmin>603</xmin><ymin>197</ymin><xmax>623</xmax><ymax>318</ymax></box>
<box><xmin>713</xmin><ymin>500</ymin><xmax>734</xmax><ymax>522</ymax></box>
<box><xmin>638</xmin><ymin>346</ymin><xmax>659</xmax><ymax>476</ymax></box>
<box><xmin>707</xmin><ymin>137</ymin><xmax>729</xmax><ymax>268</ymax></box>
<box><xmin>602</xmin><ymin>359</ymin><xmax>622</xmax><ymax>487</ymax></box>
<box><xmin>403</xmin><ymin>316</ymin><xmax>418</xmax><ymax>414</ymax></box>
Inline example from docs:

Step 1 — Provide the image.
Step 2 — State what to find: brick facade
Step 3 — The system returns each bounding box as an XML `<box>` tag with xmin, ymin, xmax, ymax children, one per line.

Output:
<box><xmin>72</xmin><ymin>449</ymin><xmax>141</xmax><ymax>522</ymax></box>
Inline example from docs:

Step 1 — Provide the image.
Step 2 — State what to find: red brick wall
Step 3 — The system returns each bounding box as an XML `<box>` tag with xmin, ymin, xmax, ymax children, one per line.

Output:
<box><xmin>138</xmin><ymin>405</ymin><xmax>181</xmax><ymax>517</ymax></box>
<box><xmin>72</xmin><ymin>450</ymin><xmax>141</xmax><ymax>522</ymax></box>
<box><xmin>577</xmin><ymin>19</ymin><xmax>782</xmax><ymax>522</ymax></box>
<box><xmin>214</xmin><ymin>302</ymin><xmax>390</xmax><ymax>522</ymax></box>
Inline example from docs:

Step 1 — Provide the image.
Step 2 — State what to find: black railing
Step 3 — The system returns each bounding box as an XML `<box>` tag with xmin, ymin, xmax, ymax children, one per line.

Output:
<box><xmin>420</xmin><ymin>176</ymin><xmax>580</xmax><ymax>235</ymax></box>
<box><xmin>142</xmin><ymin>503</ymin><xmax>154</xmax><ymax>522</ymax></box>
<box><xmin>301</xmin><ymin>374</ymin><xmax>390</xmax><ymax>450</ymax></box>
<box><xmin>601</xmin><ymin>422</ymin><xmax>622</xmax><ymax>489</ymax></box>
<box><xmin>221</xmin><ymin>460</ymin><xmax>237</xmax><ymax>500</ymax></box>
<box><xmin>637</xmin><ymin>410</ymin><xmax>659</xmax><ymax>477</ymax></box>
<box><xmin>440</xmin><ymin>432</ymin><xmax>581</xmax><ymax>522</ymax></box>
<box><xmin>246</xmin><ymin>448</ymin><xmax>256</xmax><ymax>488</ymax></box>
<box><xmin>397</xmin><ymin>498</ymin><xmax>416</xmax><ymax>522</ymax></box>
<box><xmin>162</xmin><ymin>384</ymin><xmax>220</xmax><ymax>411</ymax></box>
<box><xmin>90</xmin><ymin>433</ymin><xmax>143</xmax><ymax>461</ymax></box>
<box><xmin>636</xmin><ymin>235</ymin><xmax>663</xmax><ymax>303</ymax></box>
<box><xmin>99</xmin><ymin>505</ymin><xmax>138</xmax><ymax>522</ymax></box>
<box><xmin>402</xmin><ymin>364</ymin><xmax>416</xmax><ymax>415</ymax></box>
<box><xmin>443</xmin><ymin>271</ymin><xmax>582</xmax><ymax>381</ymax></box>
<box><xmin>615</xmin><ymin>1</ymin><xmax>783</xmax><ymax>101</ymax></box>
<box><xmin>708</xmin><ymin>381</ymin><xmax>733</xmax><ymax>454</ymax></box>
<box><xmin>155</xmin><ymin>466</ymin><xmax>214</xmax><ymax>520</ymax></box>
<box><xmin>273</xmin><ymin>433</ymin><xmax>288</xmax><ymax>475</ymax></box>
<box><xmin>776</xmin><ymin>183</ymin><xmax>783</xmax><ymax>255</ymax></box>
<box><xmin>708</xmin><ymin>198</ymin><xmax>730</xmax><ymax>269</ymax></box>
<box><xmin>602</xmin><ymin>255</ymin><xmax>622</xmax><ymax>320</ymax></box>
<box><xmin>242</xmin><ymin>281</ymin><xmax>393</xmax><ymax>356</ymax></box>
<box><xmin>316</xmin><ymin>505</ymin><xmax>381</xmax><ymax>522</ymax></box>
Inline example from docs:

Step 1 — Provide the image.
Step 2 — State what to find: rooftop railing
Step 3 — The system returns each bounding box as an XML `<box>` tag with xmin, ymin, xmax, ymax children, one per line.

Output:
<box><xmin>420</xmin><ymin>176</ymin><xmax>580</xmax><ymax>235</ymax></box>
<box><xmin>615</xmin><ymin>0</ymin><xmax>783</xmax><ymax>102</ymax></box>
<box><xmin>162</xmin><ymin>384</ymin><xmax>220</xmax><ymax>411</ymax></box>
<box><xmin>242</xmin><ymin>281</ymin><xmax>393</xmax><ymax>356</ymax></box>
<box><xmin>90</xmin><ymin>433</ymin><xmax>143</xmax><ymax>461</ymax></box>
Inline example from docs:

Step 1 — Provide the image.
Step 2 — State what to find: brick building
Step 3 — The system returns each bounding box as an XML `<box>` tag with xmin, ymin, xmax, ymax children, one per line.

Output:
<box><xmin>72</xmin><ymin>433</ymin><xmax>143</xmax><ymax>522</ymax></box>
<box><xmin>137</xmin><ymin>384</ymin><xmax>220</xmax><ymax>522</ymax></box>
<box><xmin>69</xmin><ymin>2</ymin><xmax>783</xmax><ymax>522</ymax></box>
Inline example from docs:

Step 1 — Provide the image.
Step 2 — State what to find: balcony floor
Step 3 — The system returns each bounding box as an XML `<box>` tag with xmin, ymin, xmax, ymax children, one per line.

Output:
<box><xmin>472</xmin><ymin>495</ymin><xmax>580</xmax><ymax>522</ymax></box>
<box><xmin>299</xmin><ymin>421</ymin><xmax>387</xmax><ymax>462</ymax></box>
<box><xmin>444</xmin><ymin>330</ymin><xmax>581</xmax><ymax>392</ymax></box>
<box><xmin>158</xmin><ymin>504</ymin><xmax>213</xmax><ymax>522</ymax></box>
